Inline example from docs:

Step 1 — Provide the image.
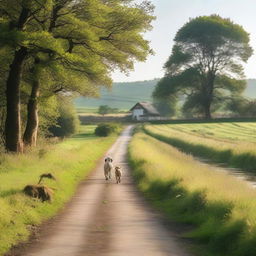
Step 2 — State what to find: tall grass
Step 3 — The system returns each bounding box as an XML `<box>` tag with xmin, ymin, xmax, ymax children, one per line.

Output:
<box><xmin>129</xmin><ymin>132</ymin><xmax>256</xmax><ymax>256</ymax></box>
<box><xmin>144</xmin><ymin>124</ymin><xmax>256</xmax><ymax>172</ymax></box>
<box><xmin>0</xmin><ymin>125</ymin><xmax>116</xmax><ymax>255</ymax></box>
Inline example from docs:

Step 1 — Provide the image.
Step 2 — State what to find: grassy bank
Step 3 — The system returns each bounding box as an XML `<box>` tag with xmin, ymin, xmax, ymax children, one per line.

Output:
<box><xmin>128</xmin><ymin>132</ymin><xmax>256</xmax><ymax>256</ymax></box>
<box><xmin>144</xmin><ymin>124</ymin><xmax>256</xmax><ymax>172</ymax></box>
<box><xmin>0</xmin><ymin>125</ymin><xmax>117</xmax><ymax>256</ymax></box>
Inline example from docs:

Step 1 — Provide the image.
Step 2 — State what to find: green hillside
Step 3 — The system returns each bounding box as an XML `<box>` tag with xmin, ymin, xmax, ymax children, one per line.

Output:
<box><xmin>245</xmin><ymin>79</ymin><xmax>256</xmax><ymax>98</ymax></box>
<box><xmin>74</xmin><ymin>79</ymin><xmax>159</xmax><ymax>111</ymax></box>
<box><xmin>75</xmin><ymin>78</ymin><xmax>256</xmax><ymax>111</ymax></box>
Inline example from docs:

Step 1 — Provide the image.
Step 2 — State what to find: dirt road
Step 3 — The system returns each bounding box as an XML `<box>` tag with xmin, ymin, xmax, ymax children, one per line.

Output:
<box><xmin>13</xmin><ymin>126</ymin><xmax>192</xmax><ymax>256</ymax></box>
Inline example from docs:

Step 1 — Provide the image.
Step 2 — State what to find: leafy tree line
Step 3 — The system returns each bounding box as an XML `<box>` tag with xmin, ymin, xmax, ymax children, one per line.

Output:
<box><xmin>153</xmin><ymin>15</ymin><xmax>253</xmax><ymax>119</ymax></box>
<box><xmin>98</xmin><ymin>105</ymin><xmax>119</xmax><ymax>116</ymax></box>
<box><xmin>0</xmin><ymin>0</ymin><xmax>155</xmax><ymax>152</ymax></box>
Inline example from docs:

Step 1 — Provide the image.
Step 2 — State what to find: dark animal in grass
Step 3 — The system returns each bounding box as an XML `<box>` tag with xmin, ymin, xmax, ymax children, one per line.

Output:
<box><xmin>38</xmin><ymin>173</ymin><xmax>56</xmax><ymax>184</ymax></box>
<box><xmin>115</xmin><ymin>166</ymin><xmax>122</xmax><ymax>184</ymax></box>
<box><xmin>23</xmin><ymin>185</ymin><xmax>53</xmax><ymax>202</ymax></box>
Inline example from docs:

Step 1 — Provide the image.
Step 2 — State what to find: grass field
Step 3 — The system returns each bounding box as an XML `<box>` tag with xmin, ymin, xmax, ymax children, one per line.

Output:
<box><xmin>144</xmin><ymin>122</ymin><xmax>256</xmax><ymax>172</ymax></box>
<box><xmin>76</xmin><ymin>107</ymin><xmax>98</xmax><ymax>114</ymax></box>
<box><xmin>129</xmin><ymin>131</ymin><xmax>256</xmax><ymax>256</ymax></box>
<box><xmin>154</xmin><ymin>122</ymin><xmax>256</xmax><ymax>143</ymax></box>
<box><xmin>0</xmin><ymin>125</ymin><xmax>117</xmax><ymax>255</ymax></box>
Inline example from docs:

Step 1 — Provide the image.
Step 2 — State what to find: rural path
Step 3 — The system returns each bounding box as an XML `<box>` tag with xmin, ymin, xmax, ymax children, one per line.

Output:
<box><xmin>11</xmin><ymin>126</ymin><xmax>192</xmax><ymax>256</ymax></box>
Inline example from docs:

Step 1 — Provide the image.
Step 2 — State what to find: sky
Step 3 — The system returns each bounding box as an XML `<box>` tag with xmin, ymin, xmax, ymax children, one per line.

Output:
<box><xmin>112</xmin><ymin>0</ymin><xmax>256</xmax><ymax>82</ymax></box>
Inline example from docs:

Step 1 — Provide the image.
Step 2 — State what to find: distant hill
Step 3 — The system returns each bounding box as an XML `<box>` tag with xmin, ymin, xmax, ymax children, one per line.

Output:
<box><xmin>74</xmin><ymin>79</ymin><xmax>159</xmax><ymax>110</ymax></box>
<box><xmin>75</xmin><ymin>78</ymin><xmax>256</xmax><ymax>111</ymax></box>
<box><xmin>245</xmin><ymin>79</ymin><xmax>256</xmax><ymax>98</ymax></box>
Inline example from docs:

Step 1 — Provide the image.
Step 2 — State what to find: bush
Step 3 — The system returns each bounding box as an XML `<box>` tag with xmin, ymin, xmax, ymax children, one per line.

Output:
<box><xmin>49</xmin><ymin>98</ymin><xmax>79</xmax><ymax>138</ymax></box>
<box><xmin>94</xmin><ymin>123</ymin><xmax>121</xmax><ymax>137</ymax></box>
<box><xmin>98</xmin><ymin>105</ymin><xmax>119</xmax><ymax>116</ymax></box>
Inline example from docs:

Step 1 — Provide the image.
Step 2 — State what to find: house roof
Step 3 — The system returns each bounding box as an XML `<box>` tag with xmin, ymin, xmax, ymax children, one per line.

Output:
<box><xmin>130</xmin><ymin>102</ymin><xmax>160</xmax><ymax>116</ymax></box>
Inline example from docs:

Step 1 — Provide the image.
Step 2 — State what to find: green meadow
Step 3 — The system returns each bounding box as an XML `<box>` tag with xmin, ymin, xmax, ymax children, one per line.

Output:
<box><xmin>129</xmin><ymin>131</ymin><xmax>256</xmax><ymax>256</ymax></box>
<box><xmin>144</xmin><ymin>122</ymin><xmax>256</xmax><ymax>172</ymax></box>
<box><xmin>0</xmin><ymin>125</ymin><xmax>116</xmax><ymax>255</ymax></box>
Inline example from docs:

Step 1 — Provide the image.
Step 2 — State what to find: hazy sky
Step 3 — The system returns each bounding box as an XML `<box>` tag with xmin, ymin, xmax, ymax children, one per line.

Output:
<box><xmin>112</xmin><ymin>0</ymin><xmax>256</xmax><ymax>82</ymax></box>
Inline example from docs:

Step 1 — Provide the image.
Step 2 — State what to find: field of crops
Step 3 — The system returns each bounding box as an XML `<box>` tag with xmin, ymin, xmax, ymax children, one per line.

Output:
<box><xmin>144</xmin><ymin>122</ymin><xmax>256</xmax><ymax>172</ymax></box>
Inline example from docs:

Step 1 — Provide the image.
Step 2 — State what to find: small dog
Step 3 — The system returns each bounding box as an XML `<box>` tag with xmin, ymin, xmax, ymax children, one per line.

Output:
<box><xmin>115</xmin><ymin>166</ymin><xmax>122</xmax><ymax>184</ymax></box>
<box><xmin>104</xmin><ymin>157</ymin><xmax>113</xmax><ymax>180</ymax></box>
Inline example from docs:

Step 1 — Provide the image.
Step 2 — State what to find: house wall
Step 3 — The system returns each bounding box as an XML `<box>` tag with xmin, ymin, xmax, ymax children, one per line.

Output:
<box><xmin>139</xmin><ymin>116</ymin><xmax>163</xmax><ymax>121</ymax></box>
<box><xmin>132</xmin><ymin>108</ymin><xmax>144</xmax><ymax>120</ymax></box>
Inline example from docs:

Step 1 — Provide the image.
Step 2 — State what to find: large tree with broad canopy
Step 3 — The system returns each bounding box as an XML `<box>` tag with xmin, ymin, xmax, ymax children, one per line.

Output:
<box><xmin>154</xmin><ymin>15</ymin><xmax>252</xmax><ymax>119</ymax></box>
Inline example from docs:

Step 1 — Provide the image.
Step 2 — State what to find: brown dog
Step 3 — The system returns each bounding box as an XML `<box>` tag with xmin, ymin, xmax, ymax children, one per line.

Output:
<box><xmin>115</xmin><ymin>166</ymin><xmax>122</xmax><ymax>184</ymax></box>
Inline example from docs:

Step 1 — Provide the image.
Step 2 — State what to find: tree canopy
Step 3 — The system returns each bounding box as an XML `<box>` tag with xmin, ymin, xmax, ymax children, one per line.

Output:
<box><xmin>0</xmin><ymin>0</ymin><xmax>155</xmax><ymax>151</ymax></box>
<box><xmin>154</xmin><ymin>15</ymin><xmax>252</xmax><ymax>119</ymax></box>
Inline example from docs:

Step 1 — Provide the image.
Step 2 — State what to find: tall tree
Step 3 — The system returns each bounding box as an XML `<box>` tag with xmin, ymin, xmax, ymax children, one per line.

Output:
<box><xmin>155</xmin><ymin>15</ymin><xmax>252</xmax><ymax>119</ymax></box>
<box><xmin>23</xmin><ymin>0</ymin><xmax>155</xmax><ymax>147</ymax></box>
<box><xmin>0</xmin><ymin>0</ymin><xmax>53</xmax><ymax>152</ymax></box>
<box><xmin>1</xmin><ymin>0</ymin><xmax>155</xmax><ymax>150</ymax></box>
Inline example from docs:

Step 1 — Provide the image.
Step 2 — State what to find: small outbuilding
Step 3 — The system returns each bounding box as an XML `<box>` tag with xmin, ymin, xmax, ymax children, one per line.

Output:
<box><xmin>130</xmin><ymin>102</ymin><xmax>160</xmax><ymax>121</ymax></box>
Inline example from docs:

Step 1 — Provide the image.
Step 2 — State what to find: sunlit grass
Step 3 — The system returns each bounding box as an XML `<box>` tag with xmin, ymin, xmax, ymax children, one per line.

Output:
<box><xmin>144</xmin><ymin>123</ymin><xmax>256</xmax><ymax>172</ymax></box>
<box><xmin>0</xmin><ymin>125</ymin><xmax>116</xmax><ymax>255</ymax></box>
<box><xmin>160</xmin><ymin>122</ymin><xmax>256</xmax><ymax>143</ymax></box>
<box><xmin>129</xmin><ymin>132</ymin><xmax>256</xmax><ymax>256</ymax></box>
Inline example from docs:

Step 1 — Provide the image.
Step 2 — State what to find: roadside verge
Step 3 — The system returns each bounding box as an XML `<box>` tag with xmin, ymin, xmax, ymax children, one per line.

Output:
<box><xmin>0</xmin><ymin>126</ymin><xmax>117</xmax><ymax>256</ymax></box>
<box><xmin>128</xmin><ymin>131</ymin><xmax>256</xmax><ymax>256</ymax></box>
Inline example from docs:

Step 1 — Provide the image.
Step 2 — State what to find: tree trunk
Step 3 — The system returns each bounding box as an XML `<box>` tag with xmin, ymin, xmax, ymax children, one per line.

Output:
<box><xmin>204</xmin><ymin>103</ymin><xmax>212</xmax><ymax>119</ymax></box>
<box><xmin>23</xmin><ymin>79</ymin><xmax>40</xmax><ymax>147</ymax></box>
<box><xmin>203</xmin><ymin>95</ymin><xmax>213</xmax><ymax>119</ymax></box>
<box><xmin>4</xmin><ymin>6</ymin><xmax>31</xmax><ymax>152</ymax></box>
<box><xmin>5</xmin><ymin>47</ymin><xmax>28</xmax><ymax>152</ymax></box>
<box><xmin>203</xmin><ymin>72</ymin><xmax>215</xmax><ymax>119</ymax></box>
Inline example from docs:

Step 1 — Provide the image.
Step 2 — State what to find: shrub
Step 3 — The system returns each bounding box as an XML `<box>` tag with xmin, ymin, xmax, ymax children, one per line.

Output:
<box><xmin>98</xmin><ymin>105</ymin><xmax>119</xmax><ymax>116</ymax></box>
<box><xmin>94</xmin><ymin>123</ymin><xmax>121</xmax><ymax>137</ymax></box>
<box><xmin>49</xmin><ymin>98</ymin><xmax>79</xmax><ymax>138</ymax></box>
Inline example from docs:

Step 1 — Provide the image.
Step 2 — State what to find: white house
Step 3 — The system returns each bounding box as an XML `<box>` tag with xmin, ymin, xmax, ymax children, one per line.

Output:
<box><xmin>130</xmin><ymin>102</ymin><xmax>160</xmax><ymax>121</ymax></box>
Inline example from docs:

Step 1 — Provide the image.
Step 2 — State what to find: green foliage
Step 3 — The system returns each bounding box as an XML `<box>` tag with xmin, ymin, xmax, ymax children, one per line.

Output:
<box><xmin>245</xmin><ymin>100</ymin><xmax>256</xmax><ymax>116</ymax></box>
<box><xmin>49</xmin><ymin>98</ymin><xmax>79</xmax><ymax>138</ymax></box>
<box><xmin>155</xmin><ymin>15</ymin><xmax>253</xmax><ymax>119</ymax></box>
<box><xmin>0</xmin><ymin>0</ymin><xmax>155</xmax><ymax>150</ymax></box>
<box><xmin>37</xmin><ymin>95</ymin><xmax>59</xmax><ymax>136</ymax></box>
<box><xmin>226</xmin><ymin>97</ymin><xmax>249</xmax><ymax>117</ymax></box>
<box><xmin>226</xmin><ymin>97</ymin><xmax>256</xmax><ymax>117</ymax></box>
<box><xmin>94</xmin><ymin>123</ymin><xmax>121</xmax><ymax>137</ymax></box>
<box><xmin>153</xmin><ymin>96</ymin><xmax>177</xmax><ymax>117</ymax></box>
<box><xmin>98</xmin><ymin>105</ymin><xmax>118</xmax><ymax>116</ymax></box>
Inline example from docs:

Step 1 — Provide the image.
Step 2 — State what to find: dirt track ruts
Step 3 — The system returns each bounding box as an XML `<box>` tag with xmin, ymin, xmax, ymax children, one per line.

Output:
<box><xmin>8</xmin><ymin>126</ymin><xmax>192</xmax><ymax>256</ymax></box>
